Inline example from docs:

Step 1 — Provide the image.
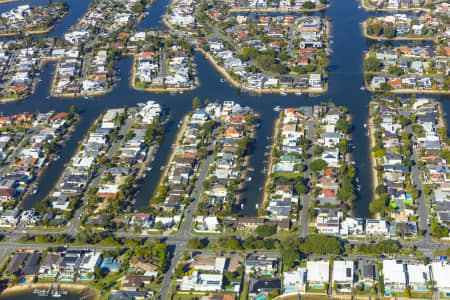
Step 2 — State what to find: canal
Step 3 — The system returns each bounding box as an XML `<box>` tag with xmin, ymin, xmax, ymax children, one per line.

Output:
<box><xmin>0</xmin><ymin>0</ymin><xmax>449</xmax><ymax>218</ymax></box>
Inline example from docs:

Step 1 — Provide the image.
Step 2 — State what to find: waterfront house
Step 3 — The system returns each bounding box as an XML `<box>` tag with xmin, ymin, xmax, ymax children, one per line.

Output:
<box><xmin>180</xmin><ymin>271</ymin><xmax>223</xmax><ymax>292</ymax></box>
<box><xmin>383</xmin><ymin>260</ymin><xmax>406</xmax><ymax>295</ymax></box>
<box><xmin>248</xmin><ymin>278</ymin><xmax>281</xmax><ymax>298</ymax></box>
<box><xmin>357</xmin><ymin>260</ymin><xmax>377</xmax><ymax>288</ymax></box>
<box><xmin>245</xmin><ymin>255</ymin><xmax>277</xmax><ymax>275</ymax></box>
<box><xmin>407</xmin><ymin>264</ymin><xmax>431</xmax><ymax>292</ymax></box>
<box><xmin>332</xmin><ymin>261</ymin><xmax>354</xmax><ymax>293</ymax></box>
<box><xmin>283</xmin><ymin>267</ymin><xmax>306</xmax><ymax>293</ymax></box>
<box><xmin>306</xmin><ymin>261</ymin><xmax>329</xmax><ymax>289</ymax></box>
<box><xmin>431</xmin><ymin>261</ymin><xmax>450</xmax><ymax>294</ymax></box>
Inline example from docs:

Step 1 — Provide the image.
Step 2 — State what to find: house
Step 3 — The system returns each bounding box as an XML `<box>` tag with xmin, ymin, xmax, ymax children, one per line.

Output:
<box><xmin>100</xmin><ymin>257</ymin><xmax>122</xmax><ymax>274</ymax></box>
<box><xmin>306</xmin><ymin>261</ymin><xmax>329</xmax><ymax>289</ymax></box>
<box><xmin>316</xmin><ymin>216</ymin><xmax>339</xmax><ymax>235</ymax></box>
<box><xmin>283</xmin><ymin>267</ymin><xmax>306</xmax><ymax>293</ymax></box>
<box><xmin>180</xmin><ymin>271</ymin><xmax>223</xmax><ymax>292</ymax></box>
<box><xmin>120</xmin><ymin>275</ymin><xmax>153</xmax><ymax>291</ymax></box>
<box><xmin>248</xmin><ymin>278</ymin><xmax>281</xmax><ymax>297</ymax></box>
<box><xmin>332</xmin><ymin>261</ymin><xmax>354</xmax><ymax>293</ymax></box>
<box><xmin>357</xmin><ymin>260</ymin><xmax>377</xmax><ymax>288</ymax></box>
<box><xmin>245</xmin><ymin>255</ymin><xmax>276</xmax><ymax>275</ymax></box>
<box><xmin>431</xmin><ymin>262</ymin><xmax>450</xmax><ymax>293</ymax></box>
<box><xmin>383</xmin><ymin>260</ymin><xmax>406</xmax><ymax>295</ymax></box>
<box><xmin>322</xmin><ymin>149</ymin><xmax>339</xmax><ymax>167</ymax></box>
<box><xmin>340</xmin><ymin>217</ymin><xmax>364</xmax><ymax>236</ymax></box>
<box><xmin>129</xmin><ymin>257</ymin><xmax>159</xmax><ymax>277</ymax></box>
<box><xmin>22</xmin><ymin>252</ymin><xmax>42</xmax><ymax>281</ymax></box>
<box><xmin>39</xmin><ymin>252</ymin><xmax>63</xmax><ymax>278</ymax></box>
<box><xmin>309</xmin><ymin>74</ymin><xmax>322</xmax><ymax>89</ymax></box>
<box><xmin>366</xmin><ymin>219</ymin><xmax>389</xmax><ymax>237</ymax></box>
<box><xmin>78</xmin><ymin>251</ymin><xmax>102</xmax><ymax>276</ymax></box>
<box><xmin>407</xmin><ymin>264</ymin><xmax>430</xmax><ymax>291</ymax></box>
<box><xmin>0</xmin><ymin>209</ymin><xmax>20</xmax><ymax>227</ymax></box>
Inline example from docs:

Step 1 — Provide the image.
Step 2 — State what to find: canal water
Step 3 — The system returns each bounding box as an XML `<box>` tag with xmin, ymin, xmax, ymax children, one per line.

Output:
<box><xmin>0</xmin><ymin>0</ymin><xmax>449</xmax><ymax>223</ymax></box>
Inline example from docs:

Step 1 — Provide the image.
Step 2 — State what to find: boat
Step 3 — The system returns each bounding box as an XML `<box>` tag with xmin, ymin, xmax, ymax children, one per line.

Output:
<box><xmin>255</xmin><ymin>203</ymin><xmax>259</xmax><ymax>209</ymax></box>
<box><xmin>295</xmin><ymin>91</ymin><xmax>302</xmax><ymax>96</ymax></box>
<box><xmin>147</xmin><ymin>167</ymin><xmax>152</xmax><ymax>171</ymax></box>
<box><xmin>220</xmin><ymin>78</ymin><xmax>225</xmax><ymax>83</ymax></box>
<box><xmin>247</xmin><ymin>177</ymin><xmax>252</xmax><ymax>182</ymax></box>
<box><xmin>32</xmin><ymin>188</ymin><xmax>38</xmax><ymax>195</ymax></box>
<box><xmin>52</xmin><ymin>291</ymin><xmax>62</xmax><ymax>298</ymax></box>
<box><xmin>84</xmin><ymin>96</ymin><xmax>89</xmax><ymax>99</ymax></box>
<box><xmin>241</xmin><ymin>203</ymin><xmax>244</xmax><ymax>209</ymax></box>
<box><xmin>46</xmin><ymin>96</ymin><xmax>50</xmax><ymax>99</ymax></box>
<box><xmin>360</xmin><ymin>86</ymin><xmax>365</xmax><ymax>90</ymax></box>
<box><xmin>273</xmin><ymin>106</ymin><xmax>280</xmax><ymax>112</ymax></box>
<box><xmin>280</xmin><ymin>92</ymin><xmax>287</xmax><ymax>96</ymax></box>
<box><xmin>363</xmin><ymin>123</ymin><xmax>367</xmax><ymax>128</ymax></box>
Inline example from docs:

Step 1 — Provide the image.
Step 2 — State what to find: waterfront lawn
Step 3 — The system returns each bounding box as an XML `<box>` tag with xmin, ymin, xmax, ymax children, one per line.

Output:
<box><xmin>410</xmin><ymin>291</ymin><xmax>433</xmax><ymax>299</ymax></box>
<box><xmin>174</xmin><ymin>292</ymin><xmax>208</xmax><ymax>300</ymax></box>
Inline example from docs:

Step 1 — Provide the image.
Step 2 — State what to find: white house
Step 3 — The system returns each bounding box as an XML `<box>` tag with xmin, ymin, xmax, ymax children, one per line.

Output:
<box><xmin>340</xmin><ymin>217</ymin><xmax>364</xmax><ymax>236</ymax></box>
<box><xmin>306</xmin><ymin>261</ymin><xmax>329</xmax><ymax>289</ymax></box>
<box><xmin>383</xmin><ymin>260</ymin><xmax>406</xmax><ymax>294</ymax></box>
<box><xmin>332</xmin><ymin>261</ymin><xmax>354</xmax><ymax>292</ymax></box>
<box><xmin>180</xmin><ymin>271</ymin><xmax>222</xmax><ymax>292</ymax></box>
<box><xmin>283</xmin><ymin>267</ymin><xmax>306</xmax><ymax>293</ymax></box>
<box><xmin>407</xmin><ymin>264</ymin><xmax>430</xmax><ymax>291</ymax></box>
<box><xmin>431</xmin><ymin>262</ymin><xmax>450</xmax><ymax>293</ymax></box>
<box><xmin>366</xmin><ymin>219</ymin><xmax>389</xmax><ymax>237</ymax></box>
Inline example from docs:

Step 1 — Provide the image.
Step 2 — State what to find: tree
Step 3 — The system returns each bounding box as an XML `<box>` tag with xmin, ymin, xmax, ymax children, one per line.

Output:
<box><xmin>256</xmin><ymin>225</ymin><xmax>277</xmax><ymax>237</ymax></box>
<box><xmin>299</xmin><ymin>235</ymin><xmax>343</xmax><ymax>255</ymax></box>
<box><xmin>383</xmin><ymin>26</ymin><xmax>395</xmax><ymax>39</ymax></box>
<box><xmin>364</xmin><ymin>57</ymin><xmax>381</xmax><ymax>72</ymax></box>
<box><xmin>70</xmin><ymin>105</ymin><xmax>78</xmax><ymax>114</ymax></box>
<box><xmin>396</xmin><ymin>222</ymin><xmax>409</xmax><ymax>239</ymax></box>
<box><xmin>187</xmin><ymin>238</ymin><xmax>207</xmax><ymax>249</ymax></box>
<box><xmin>309</xmin><ymin>159</ymin><xmax>328</xmax><ymax>172</ymax></box>
<box><xmin>192</xmin><ymin>97</ymin><xmax>201</xmax><ymax>110</ymax></box>
<box><xmin>303</xmin><ymin>1</ymin><xmax>315</xmax><ymax>8</ymax></box>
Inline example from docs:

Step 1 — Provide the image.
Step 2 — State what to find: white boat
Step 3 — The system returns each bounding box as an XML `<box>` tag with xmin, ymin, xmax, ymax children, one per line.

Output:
<box><xmin>52</xmin><ymin>291</ymin><xmax>62</xmax><ymax>298</ymax></box>
<box><xmin>360</xmin><ymin>86</ymin><xmax>365</xmax><ymax>90</ymax></box>
<box><xmin>280</xmin><ymin>92</ymin><xmax>287</xmax><ymax>96</ymax></box>
<box><xmin>84</xmin><ymin>96</ymin><xmax>89</xmax><ymax>99</ymax></box>
<box><xmin>147</xmin><ymin>167</ymin><xmax>152</xmax><ymax>171</ymax></box>
<box><xmin>255</xmin><ymin>203</ymin><xmax>259</xmax><ymax>209</ymax></box>
<box><xmin>363</xmin><ymin>123</ymin><xmax>367</xmax><ymax>128</ymax></box>
<box><xmin>32</xmin><ymin>188</ymin><xmax>38</xmax><ymax>195</ymax></box>
<box><xmin>220</xmin><ymin>78</ymin><xmax>225</xmax><ymax>83</ymax></box>
<box><xmin>247</xmin><ymin>177</ymin><xmax>252</xmax><ymax>182</ymax></box>
<box><xmin>240</xmin><ymin>203</ymin><xmax>244</xmax><ymax>209</ymax></box>
<box><xmin>273</xmin><ymin>106</ymin><xmax>280</xmax><ymax>112</ymax></box>
<box><xmin>295</xmin><ymin>91</ymin><xmax>302</xmax><ymax>96</ymax></box>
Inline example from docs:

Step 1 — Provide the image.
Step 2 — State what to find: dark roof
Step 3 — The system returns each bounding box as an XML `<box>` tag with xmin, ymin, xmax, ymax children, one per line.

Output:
<box><xmin>109</xmin><ymin>291</ymin><xmax>148</xmax><ymax>300</ymax></box>
<box><xmin>249</xmin><ymin>278</ymin><xmax>281</xmax><ymax>294</ymax></box>
<box><xmin>22</xmin><ymin>252</ymin><xmax>41</xmax><ymax>275</ymax></box>
<box><xmin>6</xmin><ymin>252</ymin><xmax>28</xmax><ymax>275</ymax></box>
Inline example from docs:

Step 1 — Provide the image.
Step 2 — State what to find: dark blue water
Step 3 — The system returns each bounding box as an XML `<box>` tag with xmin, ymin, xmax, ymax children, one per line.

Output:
<box><xmin>1</xmin><ymin>0</ymin><xmax>449</xmax><ymax>221</ymax></box>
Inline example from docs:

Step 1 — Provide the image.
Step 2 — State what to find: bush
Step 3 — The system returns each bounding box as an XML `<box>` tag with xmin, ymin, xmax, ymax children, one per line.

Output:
<box><xmin>309</xmin><ymin>159</ymin><xmax>328</xmax><ymax>172</ymax></box>
<box><xmin>256</xmin><ymin>225</ymin><xmax>277</xmax><ymax>237</ymax></box>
